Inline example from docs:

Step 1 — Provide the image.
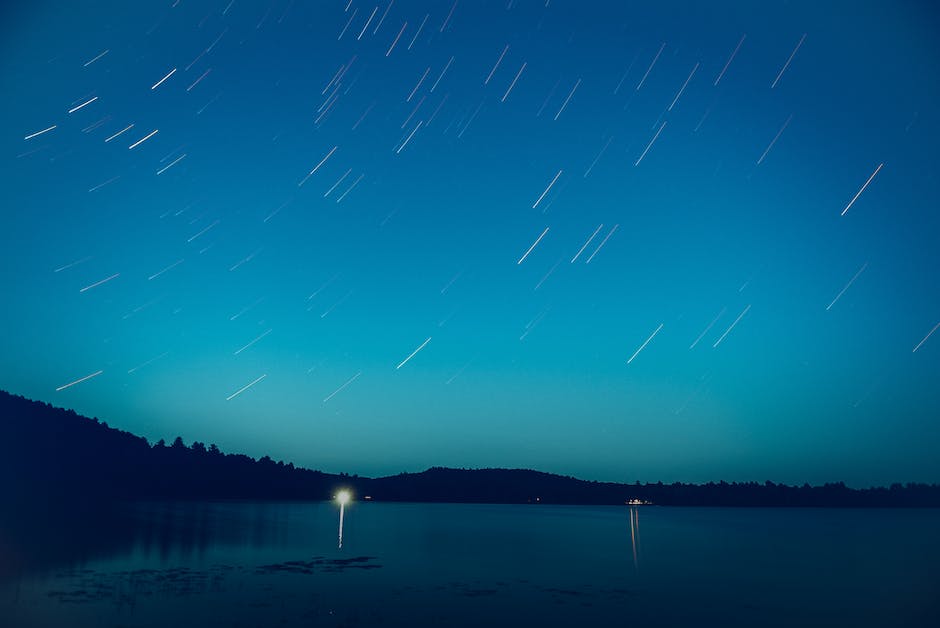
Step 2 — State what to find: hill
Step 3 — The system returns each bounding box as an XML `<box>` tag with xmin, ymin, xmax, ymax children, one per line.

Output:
<box><xmin>0</xmin><ymin>390</ymin><xmax>343</xmax><ymax>506</ymax></box>
<box><xmin>2</xmin><ymin>390</ymin><xmax>939</xmax><ymax>508</ymax></box>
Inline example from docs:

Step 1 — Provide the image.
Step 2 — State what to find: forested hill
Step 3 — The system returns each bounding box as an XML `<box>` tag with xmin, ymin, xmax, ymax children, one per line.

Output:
<box><xmin>1</xmin><ymin>390</ymin><xmax>343</xmax><ymax>505</ymax></box>
<box><xmin>2</xmin><ymin>390</ymin><xmax>939</xmax><ymax>508</ymax></box>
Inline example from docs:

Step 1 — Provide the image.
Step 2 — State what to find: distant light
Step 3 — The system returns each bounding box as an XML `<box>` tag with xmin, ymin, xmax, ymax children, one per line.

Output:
<box><xmin>336</xmin><ymin>490</ymin><xmax>351</xmax><ymax>505</ymax></box>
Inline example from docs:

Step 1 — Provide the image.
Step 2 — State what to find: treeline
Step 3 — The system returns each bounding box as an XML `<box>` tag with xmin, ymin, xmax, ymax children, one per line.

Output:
<box><xmin>2</xmin><ymin>390</ymin><xmax>939</xmax><ymax>508</ymax></box>
<box><xmin>365</xmin><ymin>467</ymin><xmax>940</xmax><ymax>507</ymax></box>
<box><xmin>1</xmin><ymin>390</ymin><xmax>343</xmax><ymax>508</ymax></box>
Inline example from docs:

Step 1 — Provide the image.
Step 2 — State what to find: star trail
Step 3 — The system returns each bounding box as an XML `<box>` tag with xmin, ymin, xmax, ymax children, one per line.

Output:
<box><xmin>1</xmin><ymin>0</ymin><xmax>938</xmax><ymax>486</ymax></box>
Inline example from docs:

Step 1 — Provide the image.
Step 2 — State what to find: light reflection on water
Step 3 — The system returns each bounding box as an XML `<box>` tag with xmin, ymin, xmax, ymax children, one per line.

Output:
<box><xmin>1</xmin><ymin>502</ymin><xmax>938</xmax><ymax>627</ymax></box>
<box><xmin>629</xmin><ymin>506</ymin><xmax>640</xmax><ymax>570</ymax></box>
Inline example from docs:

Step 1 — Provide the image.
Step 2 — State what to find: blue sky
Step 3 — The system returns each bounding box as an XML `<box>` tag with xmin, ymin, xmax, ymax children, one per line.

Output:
<box><xmin>1</xmin><ymin>0</ymin><xmax>938</xmax><ymax>486</ymax></box>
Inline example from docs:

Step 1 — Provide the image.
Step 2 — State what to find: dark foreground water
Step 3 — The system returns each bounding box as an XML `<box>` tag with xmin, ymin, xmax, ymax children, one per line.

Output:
<box><xmin>1</xmin><ymin>502</ymin><xmax>938</xmax><ymax>627</ymax></box>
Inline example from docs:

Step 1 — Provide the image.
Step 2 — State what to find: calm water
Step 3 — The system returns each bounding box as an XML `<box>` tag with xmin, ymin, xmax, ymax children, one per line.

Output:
<box><xmin>1</xmin><ymin>502</ymin><xmax>937</xmax><ymax>627</ymax></box>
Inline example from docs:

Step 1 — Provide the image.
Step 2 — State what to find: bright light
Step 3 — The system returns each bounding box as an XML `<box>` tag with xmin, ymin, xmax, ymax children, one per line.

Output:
<box><xmin>336</xmin><ymin>490</ymin><xmax>351</xmax><ymax>505</ymax></box>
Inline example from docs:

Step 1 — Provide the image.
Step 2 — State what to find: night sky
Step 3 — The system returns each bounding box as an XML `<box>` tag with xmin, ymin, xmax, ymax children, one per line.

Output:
<box><xmin>2</xmin><ymin>0</ymin><xmax>938</xmax><ymax>486</ymax></box>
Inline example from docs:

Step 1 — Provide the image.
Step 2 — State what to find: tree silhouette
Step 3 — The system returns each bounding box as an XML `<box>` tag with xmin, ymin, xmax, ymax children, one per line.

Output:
<box><xmin>2</xmin><ymin>389</ymin><xmax>939</xmax><ymax>508</ymax></box>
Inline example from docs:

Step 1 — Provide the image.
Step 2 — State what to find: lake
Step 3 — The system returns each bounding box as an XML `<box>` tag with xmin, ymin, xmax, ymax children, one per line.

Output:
<box><xmin>1</xmin><ymin>501</ymin><xmax>937</xmax><ymax>626</ymax></box>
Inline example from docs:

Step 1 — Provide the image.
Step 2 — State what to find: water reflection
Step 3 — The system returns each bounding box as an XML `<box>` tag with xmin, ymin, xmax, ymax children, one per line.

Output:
<box><xmin>336</xmin><ymin>490</ymin><xmax>351</xmax><ymax>548</ymax></box>
<box><xmin>0</xmin><ymin>501</ymin><xmax>287</xmax><ymax>582</ymax></box>
<box><xmin>628</xmin><ymin>507</ymin><xmax>641</xmax><ymax>571</ymax></box>
<box><xmin>1</xmin><ymin>503</ymin><xmax>937</xmax><ymax>628</ymax></box>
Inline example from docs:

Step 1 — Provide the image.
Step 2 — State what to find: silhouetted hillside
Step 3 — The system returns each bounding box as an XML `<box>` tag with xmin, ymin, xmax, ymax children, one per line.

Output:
<box><xmin>2</xmin><ymin>390</ymin><xmax>939</xmax><ymax>508</ymax></box>
<box><xmin>369</xmin><ymin>467</ymin><xmax>623</xmax><ymax>504</ymax></box>
<box><xmin>0</xmin><ymin>390</ymin><xmax>344</xmax><ymax>509</ymax></box>
<box><xmin>365</xmin><ymin>467</ymin><xmax>940</xmax><ymax>507</ymax></box>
